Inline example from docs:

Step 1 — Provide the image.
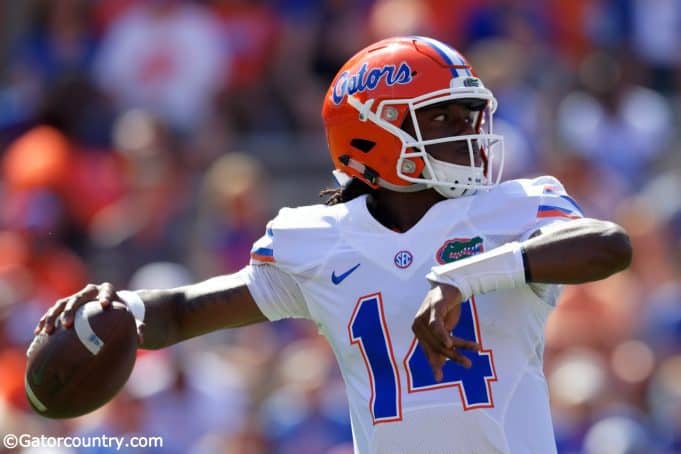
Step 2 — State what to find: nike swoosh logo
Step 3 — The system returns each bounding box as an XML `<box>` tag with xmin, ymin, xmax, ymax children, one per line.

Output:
<box><xmin>331</xmin><ymin>263</ymin><xmax>360</xmax><ymax>285</ymax></box>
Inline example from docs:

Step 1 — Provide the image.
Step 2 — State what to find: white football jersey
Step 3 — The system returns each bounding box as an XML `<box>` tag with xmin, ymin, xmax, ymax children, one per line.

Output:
<box><xmin>242</xmin><ymin>176</ymin><xmax>584</xmax><ymax>454</ymax></box>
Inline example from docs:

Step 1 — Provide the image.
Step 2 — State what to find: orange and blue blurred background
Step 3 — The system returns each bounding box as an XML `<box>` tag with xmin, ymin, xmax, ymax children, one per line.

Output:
<box><xmin>1</xmin><ymin>1</ymin><xmax>680</xmax><ymax>453</ymax></box>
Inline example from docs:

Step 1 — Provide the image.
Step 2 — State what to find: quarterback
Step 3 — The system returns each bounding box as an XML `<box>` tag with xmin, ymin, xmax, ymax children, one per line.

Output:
<box><xmin>36</xmin><ymin>37</ymin><xmax>631</xmax><ymax>453</ymax></box>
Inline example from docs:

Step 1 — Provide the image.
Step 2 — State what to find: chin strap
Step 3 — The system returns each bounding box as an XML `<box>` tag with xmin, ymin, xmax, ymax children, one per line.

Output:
<box><xmin>380</xmin><ymin>179</ymin><xmax>429</xmax><ymax>193</ymax></box>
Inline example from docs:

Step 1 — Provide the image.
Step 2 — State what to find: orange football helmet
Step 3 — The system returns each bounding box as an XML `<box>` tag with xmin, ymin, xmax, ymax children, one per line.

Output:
<box><xmin>322</xmin><ymin>36</ymin><xmax>504</xmax><ymax>198</ymax></box>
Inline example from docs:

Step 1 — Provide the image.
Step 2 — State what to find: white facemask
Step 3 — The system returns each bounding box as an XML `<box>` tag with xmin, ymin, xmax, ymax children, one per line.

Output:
<box><xmin>422</xmin><ymin>155</ymin><xmax>486</xmax><ymax>198</ymax></box>
<box><xmin>345</xmin><ymin>77</ymin><xmax>505</xmax><ymax>198</ymax></box>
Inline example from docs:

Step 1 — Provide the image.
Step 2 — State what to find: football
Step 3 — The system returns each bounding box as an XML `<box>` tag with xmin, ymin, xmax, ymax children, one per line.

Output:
<box><xmin>24</xmin><ymin>301</ymin><xmax>138</xmax><ymax>419</ymax></box>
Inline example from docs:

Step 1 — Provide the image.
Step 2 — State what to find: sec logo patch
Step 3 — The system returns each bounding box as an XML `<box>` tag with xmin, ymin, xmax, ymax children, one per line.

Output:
<box><xmin>394</xmin><ymin>250</ymin><xmax>413</xmax><ymax>269</ymax></box>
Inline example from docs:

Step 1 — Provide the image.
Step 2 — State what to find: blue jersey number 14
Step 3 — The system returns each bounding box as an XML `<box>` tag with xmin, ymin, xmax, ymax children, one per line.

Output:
<box><xmin>348</xmin><ymin>292</ymin><xmax>496</xmax><ymax>423</ymax></box>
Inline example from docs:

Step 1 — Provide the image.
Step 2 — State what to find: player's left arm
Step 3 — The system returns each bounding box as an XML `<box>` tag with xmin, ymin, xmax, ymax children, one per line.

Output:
<box><xmin>424</xmin><ymin>217</ymin><xmax>632</xmax><ymax>299</ymax></box>
<box><xmin>519</xmin><ymin>217</ymin><xmax>632</xmax><ymax>283</ymax></box>
<box><xmin>413</xmin><ymin>217</ymin><xmax>631</xmax><ymax>381</ymax></box>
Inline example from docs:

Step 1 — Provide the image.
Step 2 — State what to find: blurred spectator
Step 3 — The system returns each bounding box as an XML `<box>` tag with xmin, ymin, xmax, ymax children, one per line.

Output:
<box><xmin>647</xmin><ymin>355</ymin><xmax>681</xmax><ymax>451</ymax></box>
<box><xmin>215</xmin><ymin>0</ymin><xmax>334</xmax><ymax>133</ymax></box>
<box><xmin>3</xmin><ymin>125</ymin><xmax>71</xmax><ymax>193</ymax></box>
<box><xmin>0</xmin><ymin>295</ymin><xmax>27</xmax><ymax>412</ymax></box>
<box><xmin>72</xmin><ymin>390</ymin><xmax>148</xmax><ymax>454</ymax></box>
<box><xmin>87</xmin><ymin>110</ymin><xmax>193</xmax><ymax>285</ymax></box>
<box><xmin>35</xmin><ymin>73</ymin><xmax>115</xmax><ymax>147</ymax></box>
<box><xmin>1</xmin><ymin>126</ymin><xmax>90</xmax><ymax>303</ymax></box>
<box><xmin>210</xmin><ymin>0</ymin><xmax>281</xmax><ymax>91</ymax></box>
<box><xmin>629</xmin><ymin>0</ymin><xmax>681</xmax><ymax>93</ymax></box>
<box><xmin>260</xmin><ymin>338</ymin><xmax>352</xmax><ymax>454</ymax></box>
<box><xmin>368</xmin><ymin>0</ymin><xmax>434</xmax><ymax>40</ymax></box>
<box><xmin>580</xmin><ymin>0</ymin><xmax>631</xmax><ymax>52</ymax></box>
<box><xmin>543</xmin><ymin>152</ymin><xmax>628</xmax><ymax>220</ymax></box>
<box><xmin>141</xmin><ymin>350</ymin><xmax>249</xmax><ymax>454</ymax></box>
<box><xmin>582</xmin><ymin>414</ymin><xmax>655</xmax><ymax>454</ymax></box>
<box><xmin>16</xmin><ymin>0</ymin><xmax>97</xmax><ymax>83</ymax></box>
<box><xmin>556</xmin><ymin>51</ymin><xmax>674</xmax><ymax>192</ymax></box>
<box><xmin>1</xmin><ymin>0</ymin><xmax>97</xmax><ymax>129</ymax></box>
<box><xmin>93</xmin><ymin>0</ymin><xmax>228</xmax><ymax>132</ymax></box>
<box><xmin>191</xmin><ymin>152</ymin><xmax>270</xmax><ymax>277</ymax></box>
<box><xmin>2</xmin><ymin>124</ymin><xmax>124</xmax><ymax>249</ymax></box>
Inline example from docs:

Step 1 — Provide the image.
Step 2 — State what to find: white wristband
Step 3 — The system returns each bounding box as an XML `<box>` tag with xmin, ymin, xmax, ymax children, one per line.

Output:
<box><xmin>117</xmin><ymin>290</ymin><xmax>146</xmax><ymax>325</ymax></box>
<box><xmin>426</xmin><ymin>242</ymin><xmax>527</xmax><ymax>300</ymax></box>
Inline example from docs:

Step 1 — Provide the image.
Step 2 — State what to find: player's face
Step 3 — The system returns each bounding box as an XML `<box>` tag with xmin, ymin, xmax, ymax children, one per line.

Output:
<box><xmin>403</xmin><ymin>101</ymin><xmax>483</xmax><ymax>167</ymax></box>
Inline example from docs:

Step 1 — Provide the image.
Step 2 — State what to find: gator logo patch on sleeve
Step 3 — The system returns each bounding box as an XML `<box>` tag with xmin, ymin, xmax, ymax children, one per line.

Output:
<box><xmin>436</xmin><ymin>237</ymin><xmax>484</xmax><ymax>264</ymax></box>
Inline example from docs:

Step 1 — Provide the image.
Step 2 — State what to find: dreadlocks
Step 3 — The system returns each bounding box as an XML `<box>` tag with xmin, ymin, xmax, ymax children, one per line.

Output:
<box><xmin>320</xmin><ymin>178</ymin><xmax>376</xmax><ymax>206</ymax></box>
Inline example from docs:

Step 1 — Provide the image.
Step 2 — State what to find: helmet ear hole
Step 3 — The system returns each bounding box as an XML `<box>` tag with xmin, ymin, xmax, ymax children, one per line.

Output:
<box><xmin>350</xmin><ymin>139</ymin><xmax>376</xmax><ymax>153</ymax></box>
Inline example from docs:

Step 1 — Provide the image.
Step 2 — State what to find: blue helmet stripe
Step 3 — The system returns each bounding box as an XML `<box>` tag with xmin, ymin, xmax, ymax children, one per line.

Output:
<box><xmin>411</xmin><ymin>36</ymin><xmax>471</xmax><ymax>77</ymax></box>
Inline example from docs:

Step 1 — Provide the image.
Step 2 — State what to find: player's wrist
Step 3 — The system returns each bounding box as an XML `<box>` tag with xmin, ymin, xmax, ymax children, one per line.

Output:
<box><xmin>430</xmin><ymin>282</ymin><xmax>463</xmax><ymax>301</ymax></box>
<box><xmin>117</xmin><ymin>290</ymin><xmax>145</xmax><ymax>327</ymax></box>
<box><xmin>426</xmin><ymin>242</ymin><xmax>527</xmax><ymax>300</ymax></box>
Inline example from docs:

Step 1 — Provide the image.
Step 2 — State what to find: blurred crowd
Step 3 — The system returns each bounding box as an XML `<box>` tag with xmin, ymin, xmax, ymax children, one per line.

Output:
<box><xmin>0</xmin><ymin>0</ymin><xmax>680</xmax><ymax>453</ymax></box>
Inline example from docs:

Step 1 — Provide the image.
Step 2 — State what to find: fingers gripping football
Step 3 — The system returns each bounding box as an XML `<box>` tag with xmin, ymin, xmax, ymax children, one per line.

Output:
<box><xmin>35</xmin><ymin>284</ymin><xmax>97</xmax><ymax>335</ymax></box>
<box><xmin>34</xmin><ymin>283</ymin><xmax>144</xmax><ymax>344</ymax></box>
<box><xmin>412</xmin><ymin>284</ymin><xmax>480</xmax><ymax>382</ymax></box>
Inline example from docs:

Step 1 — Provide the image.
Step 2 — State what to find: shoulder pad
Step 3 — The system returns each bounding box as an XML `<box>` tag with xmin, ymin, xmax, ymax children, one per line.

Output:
<box><xmin>468</xmin><ymin>176</ymin><xmax>583</xmax><ymax>236</ymax></box>
<box><xmin>250</xmin><ymin>204</ymin><xmax>346</xmax><ymax>274</ymax></box>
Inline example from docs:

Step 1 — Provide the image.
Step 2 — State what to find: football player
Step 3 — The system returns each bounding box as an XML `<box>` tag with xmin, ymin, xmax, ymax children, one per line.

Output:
<box><xmin>36</xmin><ymin>36</ymin><xmax>631</xmax><ymax>453</ymax></box>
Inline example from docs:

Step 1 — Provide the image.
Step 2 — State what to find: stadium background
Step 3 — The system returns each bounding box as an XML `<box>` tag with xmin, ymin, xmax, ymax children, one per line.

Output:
<box><xmin>0</xmin><ymin>0</ymin><xmax>680</xmax><ymax>452</ymax></box>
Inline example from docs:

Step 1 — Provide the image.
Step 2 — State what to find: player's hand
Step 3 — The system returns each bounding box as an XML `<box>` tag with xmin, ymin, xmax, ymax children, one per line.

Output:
<box><xmin>34</xmin><ymin>283</ymin><xmax>144</xmax><ymax>344</ymax></box>
<box><xmin>411</xmin><ymin>284</ymin><xmax>480</xmax><ymax>382</ymax></box>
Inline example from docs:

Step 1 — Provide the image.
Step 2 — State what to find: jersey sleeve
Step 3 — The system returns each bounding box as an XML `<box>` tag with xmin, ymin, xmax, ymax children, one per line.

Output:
<box><xmin>522</xmin><ymin>177</ymin><xmax>584</xmax><ymax>306</ymax></box>
<box><xmin>249</xmin><ymin>206</ymin><xmax>340</xmax><ymax>272</ymax></box>
<box><xmin>239</xmin><ymin>264</ymin><xmax>310</xmax><ymax>321</ymax></box>
<box><xmin>519</xmin><ymin>176</ymin><xmax>585</xmax><ymax>239</ymax></box>
<box><xmin>246</xmin><ymin>205</ymin><xmax>341</xmax><ymax>320</ymax></box>
<box><xmin>470</xmin><ymin>175</ymin><xmax>584</xmax><ymax>240</ymax></box>
<box><xmin>471</xmin><ymin>176</ymin><xmax>584</xmax><ymax>307</ymax></box>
